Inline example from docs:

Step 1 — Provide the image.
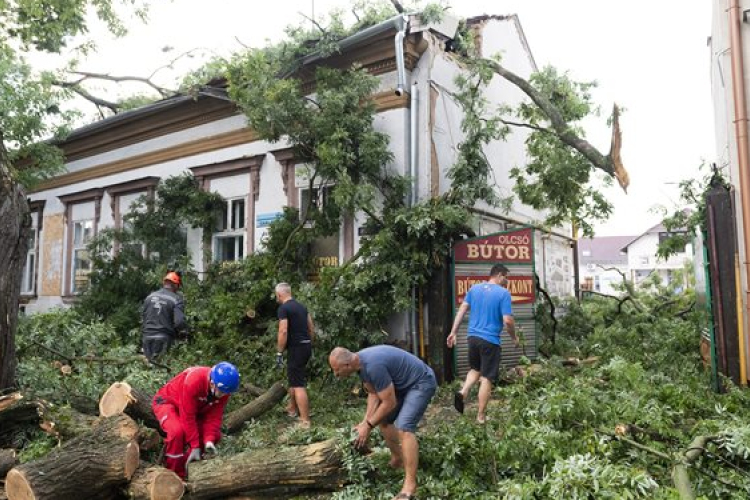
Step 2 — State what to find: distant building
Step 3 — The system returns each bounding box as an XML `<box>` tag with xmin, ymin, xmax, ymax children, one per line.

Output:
<box><xmin>578</xmin><ymin>236</ymin><xmax>633</xmax><ymax>295</ymax></box>
<box><xmin>622</xmin><ymin>222</ymin><xmax>692</xmax><ymax>288</ymax></box>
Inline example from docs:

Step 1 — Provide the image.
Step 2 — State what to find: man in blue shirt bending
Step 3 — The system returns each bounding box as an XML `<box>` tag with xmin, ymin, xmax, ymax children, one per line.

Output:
<box><xmin>447</xmin><ymin>263</ymin><xmax>519</xmax><ymax>423</ymax></box>
<box><xmin>329</xmin><ymin>345</ymin><xmax>436</xmax><ymax>500</ymax></box>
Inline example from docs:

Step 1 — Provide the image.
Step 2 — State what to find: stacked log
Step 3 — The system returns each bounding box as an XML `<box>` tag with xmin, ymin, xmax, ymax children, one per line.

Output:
<box><xmin>5</xmin><ymin>415</ymin><xmax>140</xmax><ymax>500</ymax></box>
<box><xmin>99</xmin><ymin>382</ymin><xmax>161</xmax><ymax>431</ymax></box>
<box><xmin>186</xmin><ymin>439</ymin><xmax>344</xmax><ymax>499</ymax></box>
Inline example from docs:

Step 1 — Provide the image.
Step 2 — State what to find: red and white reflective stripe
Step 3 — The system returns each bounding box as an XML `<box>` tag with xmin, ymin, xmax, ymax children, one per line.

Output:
<box><xmin>160</xmin><ymin>415</ymin><xmax>169</xmax><ymax>424</ymax></box>
<box><xmin>165</xmin><ymin>452</ymin><xmax>184</xmax><ymax>458</ymax></box>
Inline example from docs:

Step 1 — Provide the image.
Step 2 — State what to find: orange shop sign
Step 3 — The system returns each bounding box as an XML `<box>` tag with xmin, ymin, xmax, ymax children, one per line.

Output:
<box><xmin>453</xmin><ymin>228</ymin><xmax>533</xmax><ymax>263</ymax></box>
<box><xmin>455</xmin><ymin>276</ymin><xmax>536</xmax><ymax>306</ymax></box>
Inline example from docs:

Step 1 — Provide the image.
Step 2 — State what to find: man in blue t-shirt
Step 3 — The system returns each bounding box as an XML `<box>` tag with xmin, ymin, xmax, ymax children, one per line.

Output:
<box><xmin>447</xmin><ymin>263</ymin><xmax>519</xmax><ymax>423</ymax></box>
<box><xmin>329</xmin><ymin>345</ymin><xmax>436</xmax><ymax>500</ymax></box>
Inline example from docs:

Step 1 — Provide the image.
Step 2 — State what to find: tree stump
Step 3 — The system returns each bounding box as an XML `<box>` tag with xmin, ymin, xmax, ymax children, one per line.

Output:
<box><xmin>5</xmin><ymin>415</ymin><xmax>140</xmax><ymax>500</ymax></box>
<box><xmin>100</xmin><ymin>382</ymin><xmax>161</xmax><ymax>431</ymax></box>
<box><xmin>0</xmin><ymin>449</ymin><xmax>16</xmax><ymax>479</ymax></box>
<box><xmin>185</xmin><ymin>439</ymin><xmax>343</xmax><ymax>499</ymax></box>
<box><xmin>225</xmin><ymin>382</ymin><xmax>286</xmax><ymax>434</ymax></box>
<box><xmin>126</xmin><ymin>464</ymin><xmax>184</xmax><ymax>500</ymax></box>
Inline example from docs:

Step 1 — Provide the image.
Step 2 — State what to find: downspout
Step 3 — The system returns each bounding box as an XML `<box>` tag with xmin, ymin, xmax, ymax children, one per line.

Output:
<box><xmin>729</xmin><ymin>0</ymin><xmax>750</xmax><ymax>383</ymax></box>
<box><xmin>409</xmin><ymin>82</ymin><xmax>419</xmax><ymax>355</ymax></box>
<box><xmin>395</xmin><ymin>15</ymin><xmax>408</xmax><ymax>96</ymax></box>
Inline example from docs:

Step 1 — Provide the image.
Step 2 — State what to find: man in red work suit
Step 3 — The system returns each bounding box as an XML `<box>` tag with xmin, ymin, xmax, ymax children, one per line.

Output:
<box><xmin>152</xmin><ymin>362</ymin><xmax>240</xmax><ymax>478</ymax></box>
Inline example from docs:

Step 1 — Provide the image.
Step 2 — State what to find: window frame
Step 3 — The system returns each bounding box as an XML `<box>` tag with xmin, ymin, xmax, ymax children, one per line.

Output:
<box><xmin>212</xmin><ymin>196</ymin><xmax>247</xmax><ymax>263</ymax></box>
<box><xmin>59</xmin><ymin>188</ymin><xmax>103</xmax><ymax>297</ymax></box>
<box><xmin>20</xmin><ymin>201</ymin><xmax>45</xmax><ymax>297</ymax></box>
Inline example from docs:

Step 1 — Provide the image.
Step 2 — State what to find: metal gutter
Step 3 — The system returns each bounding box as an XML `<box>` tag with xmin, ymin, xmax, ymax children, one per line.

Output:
<box><xmin>729</xmin><ymin>0</ymin><xmax>750</xmax><ymax>383</ymax></box>
<box><xmin>300</xmin><ymin>14</ymin><xmax>409</xmax><ymax>96</ymax></box>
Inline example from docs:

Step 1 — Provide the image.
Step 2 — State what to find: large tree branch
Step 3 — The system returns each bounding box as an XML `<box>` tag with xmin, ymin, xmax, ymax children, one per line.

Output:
<box><xmin>389</xmin><ymin>0</ymin><xmax>405</xmax><ymax>14</ymax></box>
<box><xmin>52</xmin><ymin>80</ymin><xmax>121</xmax><ymax>114</ymax></box>
<box><xmin>484</xmin><ymin>60</ymin><xmax>629</xmax><ymax>192</ymax></box>
<box><xmin>68</xmin><ymin>71</ymin><xmax>172</xmax><ymax>97</ymax></box>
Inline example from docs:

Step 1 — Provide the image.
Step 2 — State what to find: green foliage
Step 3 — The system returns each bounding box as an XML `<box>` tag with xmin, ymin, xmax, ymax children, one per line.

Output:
<box><xmin>76</xmin><ymin>174</ymin><xmax>224</xmax><ymax>335</ymax></box>
<box><xmin>656</xmin><ymin>163</ymin><xmax>727</xmax><ymax>259</ymax></box>
<box><xmin>447</xmin><ymin>59</ymin><xmax>510</xmax><ymax>207</ymax></box>
<box><xmin>511</xmin><ymin>67</ymin><xmax>612</xmax><ymax>236</ymax></box>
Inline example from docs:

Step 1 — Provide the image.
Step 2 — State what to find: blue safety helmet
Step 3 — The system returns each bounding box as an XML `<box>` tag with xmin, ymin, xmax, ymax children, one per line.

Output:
<box><xmin>210</xmin><ymin>362</ymin><xmax>240</xmax><ymax>394</ymax></box>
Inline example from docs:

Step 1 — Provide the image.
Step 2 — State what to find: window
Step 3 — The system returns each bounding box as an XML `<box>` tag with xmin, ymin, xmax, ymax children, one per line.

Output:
<box><xmin>639</xmin><ymin>256</ymin><xmax>650</xmax><ymax>265</ymax></box>
<box><xmin>213</xmin><ymin>198</ymin><xmax>246</xmax><ymax>262</ymax></box>
<box><xmin>20</xmin><ymin>229</ymin><xmax>37</xmax><ymax>295</ymax></box>
<box><xmin>72</xmin><ymin>219</ymin><xmax>94</xmax><ymax>293</ymax></box>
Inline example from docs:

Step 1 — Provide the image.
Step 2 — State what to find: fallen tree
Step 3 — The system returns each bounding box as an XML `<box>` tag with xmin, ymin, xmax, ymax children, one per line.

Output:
<box><xmin>225</xmin><ymin>381</ymin><xmax>286</xmax><ymax>434</ymax></box>
<box><xmin>185</xmin><ymin>439</ymin><xmax>344</xmax><ymax>499</ymax></box>
<box><xmin>5</xmin><ymin>415</ymin><xmax>140</xmax><ymax>500</ymax></box>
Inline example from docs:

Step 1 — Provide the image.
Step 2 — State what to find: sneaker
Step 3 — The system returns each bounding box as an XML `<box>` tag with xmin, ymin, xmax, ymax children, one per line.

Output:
<box><xmin>453</xmin><ymin>392</ymin><xmax>465</xmax><ymax>414</ymax></box>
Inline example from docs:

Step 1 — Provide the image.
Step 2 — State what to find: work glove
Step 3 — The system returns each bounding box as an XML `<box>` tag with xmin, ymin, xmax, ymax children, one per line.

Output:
<box><xmin>276</xmin><ymin>352</ymin><xmax>284</xmax><ymax>369</ymax></box>
<box><xmin>186</xmin><ymin>447</ymin><xmax>202</xmax><ymax>464</ymax></box>
<box><xmin>204</xmin><ymin>441</ymin><xmax>217</xmax><ymax>455</ymax></box>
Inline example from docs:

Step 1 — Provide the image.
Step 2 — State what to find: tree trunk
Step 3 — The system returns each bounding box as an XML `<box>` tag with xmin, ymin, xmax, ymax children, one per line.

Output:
<box><xmin>125</xmin><ymin>463</ymin><xmax>184</xmax><ymax>500</ymax></box>
<box><xmin>185</xmin><ymin>439</ymin><xmax>344</xmax><ymax>499</ymax></box>
<box><xmin>99</xmin><ymin>382</ymin><xmax>161</xmax><ymax>432</ymax></box>
<box><xmin>225</xmin><ymin>382</ymin><xmax>286</xmax><ymax>434</ymax></box>
<box><xmin>5</xmin><ymin>415</ymin><xmax>140</xmax><ymax>500</ymax></box>
<box><xmin>0</xmin><ymin>449</ymin><xmax>16</xmax><ymax>479</ymax></box>
<box><xmin>0</xmin><ymin>146</ymin><xmax>30</xmax><ymax>392</ymax></box>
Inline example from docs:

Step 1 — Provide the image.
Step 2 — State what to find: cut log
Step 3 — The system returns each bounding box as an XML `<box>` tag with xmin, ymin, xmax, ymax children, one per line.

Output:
<box><xmin>0</xmin><ymin>448</ymin><xmax>16</xmax><ymax>479</ymax></box>
<box><xmin>225</xmin><ymin>382</ymin><xmax>286</xmax><ymax>434</ymax></box>
<box><xmin>126</xmin><ymin>463</ymin><xmax>184</xmax><ymax>500</ymax></box>
<box><xmin>5</xmin><ymin>415</ymin><xmax>140</xmax><ymax>500</ymax></box>
<box><xmin>100</xmin><ymin>382</ymin><xmax>161</xmax><ymax>431</ymax></box>
<box><xmin>186</xmin><ymin>439</ymin><xmax>343</xmax><ymax>499</ymax></box>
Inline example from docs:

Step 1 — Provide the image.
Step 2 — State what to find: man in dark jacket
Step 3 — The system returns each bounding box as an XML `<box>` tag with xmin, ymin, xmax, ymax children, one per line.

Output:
<box><xmin>142</xmin><ymin>271</ymin><xmax>186</xmax><ymax>361</ymax></box>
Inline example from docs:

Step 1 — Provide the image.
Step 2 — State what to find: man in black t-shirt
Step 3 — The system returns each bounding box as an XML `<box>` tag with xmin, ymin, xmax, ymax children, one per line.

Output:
<box><xmin>275</xmin><ymin>282</ymin><xmax>315</xmax><ymax>428</ymax></box>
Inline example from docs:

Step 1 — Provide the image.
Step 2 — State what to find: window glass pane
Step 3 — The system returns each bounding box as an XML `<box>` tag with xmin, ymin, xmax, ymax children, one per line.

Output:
<box><xmin>73</xmin><ymin>249</ymin><xmax>91</xmax><ymax>293</ymax></box>
<box><xmin>216</xmin><ymin>236</ymin><xmax>237</xmax><ymax>262</ymax></box>
<box><xmin>28</xmin><ymin>230</ymin><xmax>36</xmax><ymax>249</ymax></box>
<box><xmin>74</xmin><ymin>220</ymin><xmax>94</xmax><ymax>246</ymax></box>
<box><xmin>231</xmin><ymin>199</ymin><xmax>246</xmax><ymax>230</ymax></box>
<box><xmin>217</xmin><ymin>203</ymin><xmax>229</xmax><ymax>232</ymax></box>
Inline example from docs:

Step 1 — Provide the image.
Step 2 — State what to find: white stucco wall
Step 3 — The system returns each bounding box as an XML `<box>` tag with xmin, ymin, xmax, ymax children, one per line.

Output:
<box><xmin>626</xmin><ymin>233</ymin><xmax>692</xmax><ymax>285</ymax></box>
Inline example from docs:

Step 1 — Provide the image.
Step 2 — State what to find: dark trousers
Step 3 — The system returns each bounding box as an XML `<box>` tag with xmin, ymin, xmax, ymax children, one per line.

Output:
<box><xmin>143</xmin><ymin>334</ymin><xmax>173</xmax><ymax>361</ymax></box>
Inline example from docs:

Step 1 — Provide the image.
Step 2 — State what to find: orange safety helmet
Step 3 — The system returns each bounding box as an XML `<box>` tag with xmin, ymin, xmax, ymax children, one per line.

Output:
<box><xmin>163</xmin><ymin>271</ymin><xmax>182</xmax><ymax>287</ymax></box>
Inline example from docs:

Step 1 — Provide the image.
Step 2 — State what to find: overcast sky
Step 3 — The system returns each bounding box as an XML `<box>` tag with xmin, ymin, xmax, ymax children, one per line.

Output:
<box><xmin>63</xmin><ymin>0</ymin><xmax>713</xmax><ymax>237</ymax></box>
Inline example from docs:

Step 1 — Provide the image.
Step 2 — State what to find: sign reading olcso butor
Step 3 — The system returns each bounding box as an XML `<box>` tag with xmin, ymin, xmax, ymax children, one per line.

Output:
<box><xmin>451</xmin><ymin>226</ymin><xmax>537</xmax><ymax>377</ymax></box>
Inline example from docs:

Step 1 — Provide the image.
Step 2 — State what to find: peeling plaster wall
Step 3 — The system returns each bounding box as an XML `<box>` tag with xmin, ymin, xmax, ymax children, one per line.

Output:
<box><xmin>39</xmin><ymin>214</ymin><xmax>64</xmax><ymax>299</ymax></box>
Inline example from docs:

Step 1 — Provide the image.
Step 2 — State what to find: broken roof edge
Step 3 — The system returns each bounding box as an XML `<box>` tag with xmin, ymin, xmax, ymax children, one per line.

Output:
<box><xmin>467</xmin><ymin>13</ymin><xmax>538</xmax><ymax>73</ymax></box>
